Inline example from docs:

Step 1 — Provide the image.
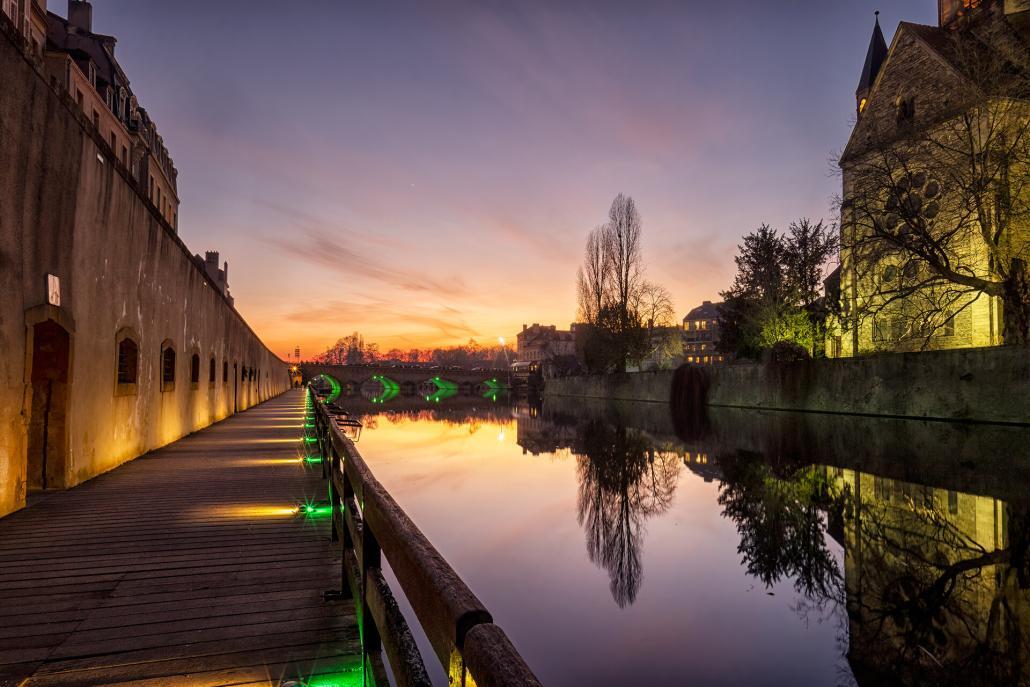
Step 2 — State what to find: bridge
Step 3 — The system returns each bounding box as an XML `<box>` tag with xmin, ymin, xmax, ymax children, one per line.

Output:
<box><xmin>300</xmin><ymin>363</ymin><xmax>510</xmax><ymax>399</ymax></box>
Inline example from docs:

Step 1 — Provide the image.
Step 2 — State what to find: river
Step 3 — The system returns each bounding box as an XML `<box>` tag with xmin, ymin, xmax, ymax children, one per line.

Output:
<box><xmin>337</xmin><ymin>392</ymin><xmax>1030</xmax><ymax>686</ymax></box>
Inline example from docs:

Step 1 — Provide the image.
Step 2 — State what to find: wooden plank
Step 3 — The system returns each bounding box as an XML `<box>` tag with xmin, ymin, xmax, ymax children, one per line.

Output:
<box><xmin>0</xmin><ymin>390</ymin><xmax>361</xmax><ymax>686</ymax></box>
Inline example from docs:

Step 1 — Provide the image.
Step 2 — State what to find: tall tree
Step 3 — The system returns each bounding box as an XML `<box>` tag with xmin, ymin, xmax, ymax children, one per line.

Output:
<box><xmin>576</xmin><ymin>226</ymin><xmax>609</xmax><ymax>325</ymax></box>
<box><xmin>719</xmin><ymin>221</ymin><xmax>838</xmax><ymax>358</ymax></box>
<box><xmin>575</xmin><ymin>193</ymin><xmax>659</xmax><ymax>372</ymax></box>
<box><xmin>606</xmin><ymin>193</ymin><xmax>644</xmax><ymax>334</ymax></box>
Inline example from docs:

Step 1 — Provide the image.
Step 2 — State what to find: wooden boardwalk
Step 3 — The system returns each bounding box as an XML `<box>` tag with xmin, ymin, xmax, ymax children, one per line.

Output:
<box><xmin>0</xmin><ymin>389</ymin><xmax>361</xmax><ymax>687</ymax></box>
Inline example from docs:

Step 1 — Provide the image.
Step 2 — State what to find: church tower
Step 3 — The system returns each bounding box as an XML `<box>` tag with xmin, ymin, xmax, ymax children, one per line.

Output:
<box><xmin>856</xmin><ymin>12</ymin><xmax>888</xmax><ymax>116</ymax></box>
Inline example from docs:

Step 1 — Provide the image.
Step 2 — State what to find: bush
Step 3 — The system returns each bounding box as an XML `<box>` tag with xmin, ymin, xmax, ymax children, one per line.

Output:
<box><xmin>769</xmin><ymin>340</ymin><xmax>811</xmax><ymax>363</ymax></box>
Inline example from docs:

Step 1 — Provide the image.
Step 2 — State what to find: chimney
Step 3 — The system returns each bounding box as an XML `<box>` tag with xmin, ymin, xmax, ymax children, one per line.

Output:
<box><xmin>703</xmin><ymin>300</ymin><xmax>712</xmax><ymax>305</ymax></box>
<box><xmin>68</xmin><ymin>1</ymin><xmax>92</xmax><ymax>32</ymax></box>
<box><xmin>522</xmin><ymin>324</ymin><xmax>527</xmax><ymax>331</ymax></box>
<box><xmin>223</xmin><ymin>260</ymin><xmax>229</xmax><ymax>286</ymax></box>
<box><xmin>205</xmin><ymin>251</ymin><xmax>218</xmax><ymax>268</ymax></box>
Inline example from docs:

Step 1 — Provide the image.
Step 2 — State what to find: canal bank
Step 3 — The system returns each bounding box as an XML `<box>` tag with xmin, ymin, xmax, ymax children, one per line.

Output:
<box><xmin>543</xmin><ymin>345</ymin><xmax>1030</xmax><ymax>425</ymax></box>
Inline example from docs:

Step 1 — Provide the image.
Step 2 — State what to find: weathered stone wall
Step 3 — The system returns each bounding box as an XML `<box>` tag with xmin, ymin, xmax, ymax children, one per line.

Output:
<box><xmin>0</xmin><ymin>21</ymin><xmax>290</xmax><ymax>518</ymax></box>
<box><xmin>543</xmin><ymin>370</ymin><xmax>676</xmax><ymax>404</ymax></box>
<box><xmin>544</xmin><ymin>345</ymin><xmax>1030</xmax><ymax>425</ymax></box>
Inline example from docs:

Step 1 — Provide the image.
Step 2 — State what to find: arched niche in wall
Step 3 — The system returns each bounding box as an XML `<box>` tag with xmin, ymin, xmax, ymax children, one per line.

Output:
<box><xmin>114</xmin><ymin>326</ymin><xmax>140</xmax><ymax>396</ymax></box>
<box><xmin>160</xmin><ymin>339</ymin><xmax>176</xmax><ymax>392</ymax></box>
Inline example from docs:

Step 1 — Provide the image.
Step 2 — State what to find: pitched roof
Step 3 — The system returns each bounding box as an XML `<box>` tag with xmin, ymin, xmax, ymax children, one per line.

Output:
<box><xmin>857</xmin><ymin>14</ymin><xmax>888</xmax><ymax>96</ymax></box>
<box><xmin>683</xmin><ymin>301</ymin><xmax>721</xmax><ymax>322</ymax></box>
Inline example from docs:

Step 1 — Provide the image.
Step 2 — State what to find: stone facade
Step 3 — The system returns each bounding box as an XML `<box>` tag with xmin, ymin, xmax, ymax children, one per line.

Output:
<box><xmin>545</xmin><ymin>343</ymin><xmax>1030</xmax><ymax>424</ymax></box>
<box><xmin>681</xmin><ymin>300</ymin><xmax>724</xmax><ymax>365</ymax></box>
<box><xmin>833</xmin><ymin>1</ymin><xmax>1030</xmax><ymax>356</ymax></box>
<box><xmin>515</xmin><ymin>323</ymin><xmax>576</xmax><ymax>363</ymax></box>
<box><xmin>0</xmin><ymin>16</ymin><xmax>289</xmax><ymax>518</ymax></box>
<box><xmin>43</xmin><ymin>1</ymin><xmax>179</xmax><ymax>230</ymax></box>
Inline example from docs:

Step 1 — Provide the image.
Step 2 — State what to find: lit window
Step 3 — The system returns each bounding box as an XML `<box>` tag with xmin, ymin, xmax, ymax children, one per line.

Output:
<box><xmin>859</xmin><ymin>97</ymin><xmax>868</xmax><ymax>113</ymax></box>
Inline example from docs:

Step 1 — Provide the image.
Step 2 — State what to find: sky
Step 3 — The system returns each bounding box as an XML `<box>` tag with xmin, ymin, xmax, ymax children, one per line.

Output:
<box><xmin>88</xmin><ymin>0</ymin><xmax>936</xmax><ymax>358</ymax></box>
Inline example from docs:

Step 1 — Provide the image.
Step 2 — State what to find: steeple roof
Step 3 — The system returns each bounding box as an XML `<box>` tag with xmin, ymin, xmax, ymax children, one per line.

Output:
<box><xmin>857</xmin><ymin>12</ymin><xmax>888</xmax><ymax>95</ymax></box>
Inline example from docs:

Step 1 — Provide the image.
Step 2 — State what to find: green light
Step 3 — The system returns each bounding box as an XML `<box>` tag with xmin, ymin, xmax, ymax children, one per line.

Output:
<box><xmin>298</xmin><ymin>499</ymin><xmax>333</xmax><ymax>517</ymax></box>
<box><xmin>305</xmin><ymin>436</ymin><xmax>318</xmax><ymax>443</ymax></box>
<box><xmin>318</xmin><ymin>374</ymin><xmax>342</xmax><ymax>404</ymax></box>
<box><xmin>303</xmin><ymin>455</ymin><xmax>323</xmax><ymax>464</ymax></box>
<box><xmin>369</xmin><ymin>374</ymin><xmax>400</xmax><ymax>404</ymax></box>
<box><xmin>303</xmin><ymin>669</ymin><xmax>364</xmax><ymax>687</ymax></box>
<box><xmin>425</xmin><ymin>376</ymin><xmax>458</xmax><ymax>403</ymax></box>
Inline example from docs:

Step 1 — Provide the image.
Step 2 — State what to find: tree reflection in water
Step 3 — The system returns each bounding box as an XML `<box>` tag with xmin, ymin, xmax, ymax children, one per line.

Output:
<box><xmin>573</xmin><ymin>420</ymin><xmax>680</xmax><ymax>607</ymax></box>
<box><xmin>520</xmin><ymin>399</ymin><xmax>1030</xmax><ymax>684</ymax></box>
<box><xmin>715</xmin><ymin>451</ymin><xmax>1030</xmax><ymax>687</ymax></box>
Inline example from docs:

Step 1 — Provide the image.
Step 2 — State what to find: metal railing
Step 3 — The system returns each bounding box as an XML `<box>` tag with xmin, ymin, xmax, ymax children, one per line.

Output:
<box><xmin>310</xmin><ymin>389</ymin><xmax>542</xmax><ymax>687</ymax></box>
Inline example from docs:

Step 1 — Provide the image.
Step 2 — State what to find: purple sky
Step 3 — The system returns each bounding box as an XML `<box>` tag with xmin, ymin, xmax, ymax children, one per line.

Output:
<box><xmin>88</xmin><ymin>0</ymin><xmax>936</xmax><ymax>357</ymax></box>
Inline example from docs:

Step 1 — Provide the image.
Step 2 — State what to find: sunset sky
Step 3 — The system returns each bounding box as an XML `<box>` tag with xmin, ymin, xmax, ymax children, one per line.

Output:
<box><xmin>94</xmin><ymin>0</ymin><xmax>935</xmax><ymax>358</ymax></box>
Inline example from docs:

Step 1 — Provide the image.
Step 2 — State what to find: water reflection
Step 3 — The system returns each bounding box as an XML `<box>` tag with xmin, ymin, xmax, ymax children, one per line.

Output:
<box><xmin>339</xmin><ymin>389</ymin><xmax>1030</xmax><ymax>686</ymax></box>
<box><xmin>574</xmin><ymin>422</ymin><xmax>680</xmax><ymax>606</ymax></box>
<box><xmin>527</xmin><ymin>398</ymin><xmax>1030</xmax><ymax>686</ymax></box>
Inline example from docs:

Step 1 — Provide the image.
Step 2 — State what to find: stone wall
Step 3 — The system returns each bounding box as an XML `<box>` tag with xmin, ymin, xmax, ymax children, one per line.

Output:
<box><xmin>543</xmin><ymin>370</ymin><xmax>676</xmax><ymax>404</ymax></box>
<box><xmin>544</xmin><ymin>345</ymin><xmax>1030</xmax><ymax>425</ymax></box>
<box><xmin>0</xmin><ymin>21</ymin><xmax>290</xmax><ymax>518</ymax></box>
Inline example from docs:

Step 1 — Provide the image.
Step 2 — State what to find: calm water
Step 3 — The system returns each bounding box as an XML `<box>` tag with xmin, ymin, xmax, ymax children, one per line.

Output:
<box><xmin>337</xmin><ymin>392</ymin><xmax>1030</xmax><ymax>687</ymax></box>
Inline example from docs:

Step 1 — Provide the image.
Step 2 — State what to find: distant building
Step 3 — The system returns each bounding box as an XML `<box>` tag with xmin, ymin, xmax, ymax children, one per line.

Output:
<box><xmin>682</xmin><ymin>301</ymin><xmax>725</xmax><ymax>365</ymax></box>
<box><xmin>515</xmin><ymin>323</ymin><xmax>576</xmax><ymax>363</ymax></box>
<box><xmin>193</xmin><ymin>251</ymin><xmax>233</xmax><ymax>306</ymax></box>
<box><xmin>41</xmin><ymin>1</ymin><xmax>179</xmax><ymax>230</ymax></box>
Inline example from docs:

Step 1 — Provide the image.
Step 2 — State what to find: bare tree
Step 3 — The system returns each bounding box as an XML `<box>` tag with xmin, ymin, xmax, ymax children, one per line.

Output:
<box><xmin>575</xmin><ymin>193</ymin><xmax>668</xmax><ymax>371</ymax></box>
<box><xmin>606</xmin><ymin>193</ymin><xmax>645</xmax><ymax>332</ymax></box>
<box><xmin>841</xmin><ymin>31</ymin><xmax>1030</xmax><ymax>349</ymax></box>
<box><xmin>636</xmin><ymin>280</ymin><xmax>675</xmax><ymax>330</ymax></box>
<box><xmin>576</xmin><ymin>225</ymin><xmax>609</xmax><ymax>324</ymax></box>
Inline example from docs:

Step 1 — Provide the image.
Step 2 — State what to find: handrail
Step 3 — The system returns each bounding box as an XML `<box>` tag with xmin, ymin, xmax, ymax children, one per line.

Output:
<box><xmin>310</xmin><ymin>389</ymin><xmax>542</xmax><ymax>686</ymax></box>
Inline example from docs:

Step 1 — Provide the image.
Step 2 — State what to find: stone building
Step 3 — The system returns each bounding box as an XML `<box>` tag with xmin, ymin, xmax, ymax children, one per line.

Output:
<box><xmin>40</xmin><ymin>1</ymin><xmax>179</xmax><ymax>230</ymax></box>
<box><xmin>834</xmin><ymin>0</ymin><xmax>1030</xmax><ymax>355</ymax></box>
<box><xmin>516</xmin><ymin>323</ymin><xmax>576</xmax><ymax>363</ymax></box>
<box><xmin>194</xmin><ymin>251</ymin><xmax>233</xmax><ymax>305</ymax></box>
<box><xmin>681</xmin><ymin>300</ymin><xmax>725</xmax><ymax>365</ymax></box>
<box><xmin>2</xmin><ymin>0</ymin><xmax>47</xmax><ymax>55</ymax></box>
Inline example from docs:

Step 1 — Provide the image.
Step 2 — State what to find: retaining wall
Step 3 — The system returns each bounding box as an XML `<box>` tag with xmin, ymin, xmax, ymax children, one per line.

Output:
<box><xmin>544</xmin><ymin>345</ymin><xmax>1030</xmax><ymax>425</ymax></box>
<box><xmin>0</xmin><ymin>21</ymin><xmax>290</xmax><ymax>517</ymax></box>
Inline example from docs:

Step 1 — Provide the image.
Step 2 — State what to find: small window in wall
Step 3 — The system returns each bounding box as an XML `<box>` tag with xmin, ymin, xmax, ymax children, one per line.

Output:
<box><xmin>161</xmin><ymin>344</ymin><xmax>176</xmax><ymax>391</ymax></box>
<box><xmin>121</xmin><ymin>145</ymin><xmax>128</xmax><ymax>167</ymax></box>
<box><xmin>209</xmin><ymin>357</ymin><xmax>216</xmax><ymax>384</ymax></box>
<box><xmin>116</xmin><ymin>336</ymin><xmax>139</xmax><ymax>394</ymax></box>
<box><xmin>190</xmin><ymin>353</ymin><xmax>200</xmax><ymax>388</ymax></box>
<box><xmin>222</xmin><ymin>360</ymin><xmax>228</xmax><ymax>383</ymax></box>
<box><xmin>92</xmin><ymin>110</ymin><xmax>100</xmax><ymax>129</ymax></box>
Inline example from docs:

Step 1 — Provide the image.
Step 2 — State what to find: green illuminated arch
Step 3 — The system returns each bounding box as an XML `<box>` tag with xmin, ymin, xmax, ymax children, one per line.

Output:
<box><xmin>424</xmin><ymin>376</ymin><xmax>458</xmax><ymax>403</ymax></box>
<box><xmin>318</xmin><ymin>373</ymin><xmax>342</xmax><ymax>404</ymax></box>
<box><xmin>369</xmin><ymin>374</ymin><xmax>400</xmax><ymax>404</ymax></box>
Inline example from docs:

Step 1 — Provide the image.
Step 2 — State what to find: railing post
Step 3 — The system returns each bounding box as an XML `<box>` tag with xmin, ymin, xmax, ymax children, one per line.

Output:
<box><xmin>361</xmin><ymin>508</ymin><xmax>382</xmax><ymax>661</ymax></box>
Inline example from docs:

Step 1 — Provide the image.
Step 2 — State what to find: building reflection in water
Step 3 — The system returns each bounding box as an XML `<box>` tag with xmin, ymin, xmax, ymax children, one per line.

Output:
<box><xmin>513</xmin><ymin>397</ymin><xmax>1030</xmax><ymax>686</ymax></box>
